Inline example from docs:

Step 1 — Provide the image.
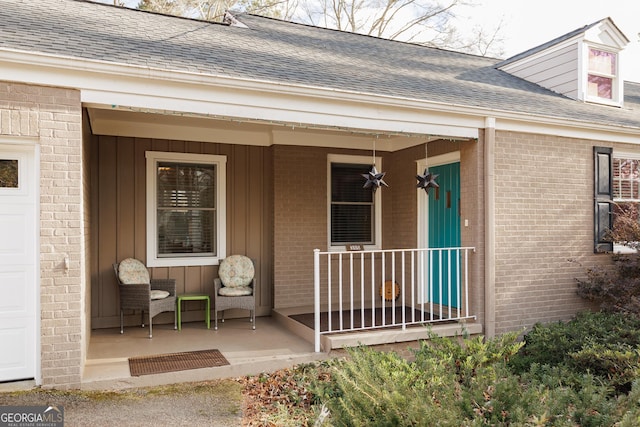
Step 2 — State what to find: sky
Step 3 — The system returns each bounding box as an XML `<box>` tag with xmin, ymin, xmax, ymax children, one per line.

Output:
<box><xmin>97</xmin><ymin>0</ymin><xmax>640</xmax><ymax>83</ymax></box>
<box><xmin>454</xmin><ymin>0</ymin><xmax>640</xmax><ymax>82</ymax></box>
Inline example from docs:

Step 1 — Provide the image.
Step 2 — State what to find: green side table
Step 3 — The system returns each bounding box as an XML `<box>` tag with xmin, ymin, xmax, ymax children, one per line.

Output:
<box><xmin>176</xmin><ymin>294</ymin><xmax>211</xmax><ymax>330</ymax></box>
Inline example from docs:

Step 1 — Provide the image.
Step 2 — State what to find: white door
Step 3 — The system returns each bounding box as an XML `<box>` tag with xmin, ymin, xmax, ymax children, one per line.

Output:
<box><xmin>0</xmin><ymin>143</ymin><xmax>38</xmax><ymax>382</ymax></box>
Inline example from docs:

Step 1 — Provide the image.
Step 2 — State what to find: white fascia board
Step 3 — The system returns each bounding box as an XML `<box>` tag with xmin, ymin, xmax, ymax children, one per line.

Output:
<box><xmin>496</xmin><ymin>116</ymin><xmax>640</xmax><ymax>145</ymax></box>
<box><xmin>82</xmin><ymin>89</ymin><xmax>482</xmax><ymax>139</ymax></box>
<box><xmin>2</xmin><ymin>48</ymin><xmax>638</xmax><ymax>143</ymax></box>
<box><xmin>0</xmin><ymin>49</ymin><xmax>480</xmax><ymax>139</ymax></box>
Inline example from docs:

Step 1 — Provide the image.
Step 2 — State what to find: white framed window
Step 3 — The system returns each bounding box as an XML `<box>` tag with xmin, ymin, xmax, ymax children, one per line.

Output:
<box><xmin>0</xmin><ymin>140</ymin><xmax>32</xmax><ymax>196</ymax></box>
<box><xmin>612</xmin><ymin>152</ymin><xmax>640</xmax><ymax>253</ymax></box>
<box><xmin>584</xmin><ymin>46</ymin><xmax>621</xmax><ymax>106</ymax></box>
<box><xmin>146</xmin><ymin>151</ymin><xmax>226</xmax><ymax>267</ymax></box>
<box><xmin>0</xmin><ymin>159</ymin><xmax>18</xmax><ymax>189</ymax></box>
<box><xmin>327</xmin><ymin>154</ymin><xmax>382</xmax><ymax>250</ymax></box>
<box><xmin>613</xmin><ymin>154</ymin><xmax>640</xmax><ymax>203</ymax></box>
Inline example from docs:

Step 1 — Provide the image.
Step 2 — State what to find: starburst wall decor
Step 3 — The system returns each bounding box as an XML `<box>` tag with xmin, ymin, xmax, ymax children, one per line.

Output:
<box><xmin>362</xmin><ymin>136</ymin><xmax>388</xmax><ymax>192</ymax></box>
<box><xmin>362</xmin><ymin>165</ymin><xmax>388</xmax><ymax>192</ymax></box>
<box><xmin>416</xmin><ymin>140</ymin><xmax>439</xmax><ymax>194</ymax></box>
<box><xmin>416</xmin><ymin>168</ymin><xmax>439</xmax><ymax>194</ymax></box>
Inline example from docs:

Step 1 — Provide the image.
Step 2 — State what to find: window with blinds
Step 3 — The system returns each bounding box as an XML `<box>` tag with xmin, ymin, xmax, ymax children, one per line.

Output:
<box><xmin>330</xmin><ymin>163</ymin><xmax>374</xmax><ymax>245</ymax></box>
<box><xmin>613</xmin><ymin>158</ymin><xmax>640</xmax><ymax>201</ymax></box>
<box><xmin>156</xmin><ymin>162</ymin><xmax>216</xmax><ymax>257</ymax></box>
<box><xmin>146</xmin><ymin>151</ymin><xmax>226</xmax><ymax>267</ymax></box>
<box><xmin>609</xmin><ymin>153</ymin><xmax>640</xmax><ymax>253</ymax></box>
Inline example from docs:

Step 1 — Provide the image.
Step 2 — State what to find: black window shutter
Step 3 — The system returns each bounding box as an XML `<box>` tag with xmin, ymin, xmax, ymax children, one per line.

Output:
<box><xmin>594</xmin><ymin>146</ymin><xmax>613</xmax><ymax>253</ymax></box>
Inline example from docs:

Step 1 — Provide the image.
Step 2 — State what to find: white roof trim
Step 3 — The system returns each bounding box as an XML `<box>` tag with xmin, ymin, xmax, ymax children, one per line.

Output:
<box><xmin>0</xmin><ymin>47</ymin><xmax>481</xmax><ymax>139</ymax></box>
<box><xmin>584</xmin><ymin>19</ymin><xmax>629</xmax><ymax>49</ymax></box>
<box><xmin>1</xmin><ymin>47</ymin><xmax>638</xmax><ymax>145</ymax></box>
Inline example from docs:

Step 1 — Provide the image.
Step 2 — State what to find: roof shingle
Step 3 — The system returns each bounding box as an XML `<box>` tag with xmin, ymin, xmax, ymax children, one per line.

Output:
<box><xmin>1</xmin><ymin>0</ymin><xmax>639</xmax><ymax>130</ymax></box>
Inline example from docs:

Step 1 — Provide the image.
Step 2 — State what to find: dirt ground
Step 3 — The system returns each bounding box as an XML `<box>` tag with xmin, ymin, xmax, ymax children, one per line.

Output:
<box><xmin>0</xmin><ymin>379</ymin><xmax>244</xmax><ymax>427</ymax></box>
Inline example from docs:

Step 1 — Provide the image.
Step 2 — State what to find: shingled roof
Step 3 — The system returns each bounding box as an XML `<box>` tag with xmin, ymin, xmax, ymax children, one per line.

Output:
<box><xmin>1</xmin><ymin>0</ymin><xmax>639</xmax><ymax>130</ymax></box>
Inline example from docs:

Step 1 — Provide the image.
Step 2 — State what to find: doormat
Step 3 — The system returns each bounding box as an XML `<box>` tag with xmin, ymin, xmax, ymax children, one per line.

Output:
<box><xmin>290</xmin><ymin>307</ymin><xmax>436</xmax><ymax>332</ymax></box>
<box><xmin>128</xmin><ymin>349</ymin><xmax>229</xmax><ymax>376</ymax></box>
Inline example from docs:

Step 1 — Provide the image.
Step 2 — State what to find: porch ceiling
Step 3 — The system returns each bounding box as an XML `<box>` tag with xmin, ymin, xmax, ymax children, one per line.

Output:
<box><xmin>86</xmin><ymin>106</ymin><xmax>473</xmax><ymax>152</ymax></box>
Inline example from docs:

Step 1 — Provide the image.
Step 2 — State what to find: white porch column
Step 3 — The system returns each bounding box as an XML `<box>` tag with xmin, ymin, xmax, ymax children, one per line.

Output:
<box><xmin>313</xmin><ymin>249</ymin><xmax>321</xmax><ymax>352</ymax></box>
<box><xmin>484</xmin><ymin>117</ymin><xmax>496</xmax><ymax>338</ymax></box>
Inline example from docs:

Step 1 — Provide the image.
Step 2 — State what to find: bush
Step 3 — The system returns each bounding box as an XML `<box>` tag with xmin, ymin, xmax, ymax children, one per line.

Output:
<box><xmin>317</xmin><ymin>332</ymin><xmax>544</xmax><ymax>426</ymax></box>
<box><xmin>570</xmin><ymin>345</ymin><xmax>640</xmax><ymax>392</ymax></box>
<box><xmin>510</xmin><ymin>311</ymin><xmax>640</xmax><ymax>392</ymax></box>
<box><xmin>412</xmin><ymin>331</ymin><xmax>523</xmax><ymax>387</ymax></box>
<box><xmin>576</xmin><ymin>202</ymin><xmax>640</xmax><ymax>315</ymax></box>
<box><xmin>282</xmin><ymin>319</ymin><xmax>640</xmax><ymax>426</ymax></box>
<box><xmin>316</xmin><ymin>345</ymin><xmax>459</xmax><ymax>426</ymax></box>
<box><xmin>577</xmin><ymin>254</ymin><xmax>640</xmax><ymax>315</ymax></box>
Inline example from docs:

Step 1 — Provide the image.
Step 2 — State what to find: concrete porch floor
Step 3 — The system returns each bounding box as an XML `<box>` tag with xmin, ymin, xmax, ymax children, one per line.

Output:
<box><xmin>82</xmin><ymin>315</ymin><xmax>327</xmax><ymax>390</ymax></box>
<box><xmin>1</xmin><ymin>309</ymin><xmax>480</xmax><ymax>392</ymax></box>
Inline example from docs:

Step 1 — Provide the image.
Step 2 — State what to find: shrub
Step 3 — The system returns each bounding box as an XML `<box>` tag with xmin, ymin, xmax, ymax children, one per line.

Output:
<box><xmin>576</xmin><ymin>202</ymin><xmax>640</xmax><ymax>315</ymax></box>
<box><xmin>570</xmin><ymin>345</ymin><xmax>640</xmax><ymax>392</ymax></box>
<box><xmin>299</xmin><ymin>324</ymin><xmax>640</xmax><ymax>426</ymax></box>
<box><xmin>317</xmin><ymin>345</ymin><xmax>459</xmax><ymax>426</ymax></box>
<box><xmin>412</xmin><ymin>331</ymin><xmax>523</xmax><ymax>387</ymax></box>
<box><xmin>510</xmin><ymin>311</ymin><xmax>640</xmax><ymax>392</ymax></box>
<box><xmin>576</xmin><ymin>254</ymin><xmax>640</xmax><ymax>315</ymax></box>
<box><xmin>318</xmin><ymin>332</ymin><xmax>533</xmax><ymax>426</ymax></box>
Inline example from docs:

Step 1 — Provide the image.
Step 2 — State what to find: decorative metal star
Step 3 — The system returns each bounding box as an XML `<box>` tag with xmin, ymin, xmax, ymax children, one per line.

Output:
<box><xmin>416</xmin><ymin>168</ymin><xmax>439</xmax><ymax>194</ymax></box>
<box><xmin>362</xmin><ymin>165</ymin><xmax>388</xmax><ymax>192</ymax></box>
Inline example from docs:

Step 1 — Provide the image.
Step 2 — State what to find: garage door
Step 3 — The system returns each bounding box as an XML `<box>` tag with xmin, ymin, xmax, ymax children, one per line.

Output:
<box><xmin>0</xmin><ymin>143</ymin><xmax>37</xmax><ymax>382</ymax></box>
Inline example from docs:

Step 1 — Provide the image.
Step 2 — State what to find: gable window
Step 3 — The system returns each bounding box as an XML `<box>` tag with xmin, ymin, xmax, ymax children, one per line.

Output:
<box><xmin>328</xmin><ymin>154</ymin><xmax>381</xmax><ymax>250</ymax></box>
<box><xmin>146</xmin><ymin>151</ymin><xmax>226</xmax><ymax>267</ymax></box>
<box><xmin>586</xmin><ymin>47</ymin><xmax>619</xmax><ymax>104</ymax></box>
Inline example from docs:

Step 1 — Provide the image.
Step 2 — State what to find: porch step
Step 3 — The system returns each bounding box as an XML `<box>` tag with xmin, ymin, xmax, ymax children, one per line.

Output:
<box><xmin>273</xmin><ymin>306</ymin><xmax>483</xmax><ymax>352</ymax></box>
<box><xmin>81</xmin><ymin>351</ymin><xmax>328</xmax><ymax>391</ymax></box>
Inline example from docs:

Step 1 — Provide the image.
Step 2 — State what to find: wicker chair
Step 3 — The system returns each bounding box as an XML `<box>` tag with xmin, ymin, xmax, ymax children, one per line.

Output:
<box><xmin>113</xmin><ymin>258</ymin><xmax>177</xmax><ymax>338</ymax></box>
<box><xmin>213</xmin><ymin>255</ymin><xmax>256</xmax><ymax>330</ymax></box>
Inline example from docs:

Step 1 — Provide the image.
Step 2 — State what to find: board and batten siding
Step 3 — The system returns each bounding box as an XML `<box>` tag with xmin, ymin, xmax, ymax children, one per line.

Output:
<box><xmin>503</xmin><ymin>43</ymin><xmax>579</xmax><ymax>99</ymax></box>
<box><xmin>91</xmin><ymin>135</ymin><xmax>273</xmax><ymax>329</ymax></box>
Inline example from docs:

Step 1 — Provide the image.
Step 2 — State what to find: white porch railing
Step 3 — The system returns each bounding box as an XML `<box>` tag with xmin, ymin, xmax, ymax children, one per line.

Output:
<box><xmin>313</xmin><ymin>247</ymin><xmax>476</xmax><ymax>352</ymax></box>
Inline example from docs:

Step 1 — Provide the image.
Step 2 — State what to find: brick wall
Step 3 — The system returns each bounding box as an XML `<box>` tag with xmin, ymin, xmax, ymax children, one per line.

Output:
<box><xmin>272</xmin><ymin>129</ymin><xmax>617</xmax><ymax>336</ymax></box>
<box><xmin>492</xmin><ymin>131</ymin><xmax>613</xmax><ymax>334</ymax></box>
<box><xmin>273</xmin><ymin>145</ymin><xmax>329</xmax><ymax>308</ymax></box>
<box><xmin>273</xmin><ymin>145</ymin><xmax>394</xmax><ymax>308</ymax></box>
<box><xmin>0</xmin><ymin>81</ymin><xmax>84</xmax><ymax>388</ymax></box>
<box><xmin>272</xmin><ymin>140</ymin><xmax>479</xmax><ymax>311</ymax></box>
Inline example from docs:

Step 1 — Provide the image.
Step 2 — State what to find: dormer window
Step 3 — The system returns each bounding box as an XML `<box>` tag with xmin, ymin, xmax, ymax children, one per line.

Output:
<box><xmin>586</xmin><ymin>47</ymin><xmax>618</xmax><ymax>102</ymax></box>
<box><xmin>496</xmin><ymin>18</ymin><xmax>629</xmax><ymax>108</ymax></box>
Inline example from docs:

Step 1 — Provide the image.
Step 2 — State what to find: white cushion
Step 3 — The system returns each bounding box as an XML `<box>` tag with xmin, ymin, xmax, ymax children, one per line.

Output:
<box><xmin>150</xmin><ymin>290</ymin><xmax>170</xmax><ymax>300</ymax></box>
<box><xmin>218</xmin><ymin>255</ymin><xmax>254</xmax><ymax>288</ymax></box>
<box><xmin>118</xmin><ymin>258</ymin><xmax>150</xmax><ymax>285</ymax></box>
<box><xmin>218</xmin><ymin>285</ymin><xmax>253</xmax><ymax>296</ymax></box>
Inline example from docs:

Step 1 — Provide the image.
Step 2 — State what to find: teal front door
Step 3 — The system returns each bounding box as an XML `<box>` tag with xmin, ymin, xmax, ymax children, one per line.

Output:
<box><xmin>427</xmin><ymin>162</ymin><xmax>461</xmax><ymax>308</ymax></box>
